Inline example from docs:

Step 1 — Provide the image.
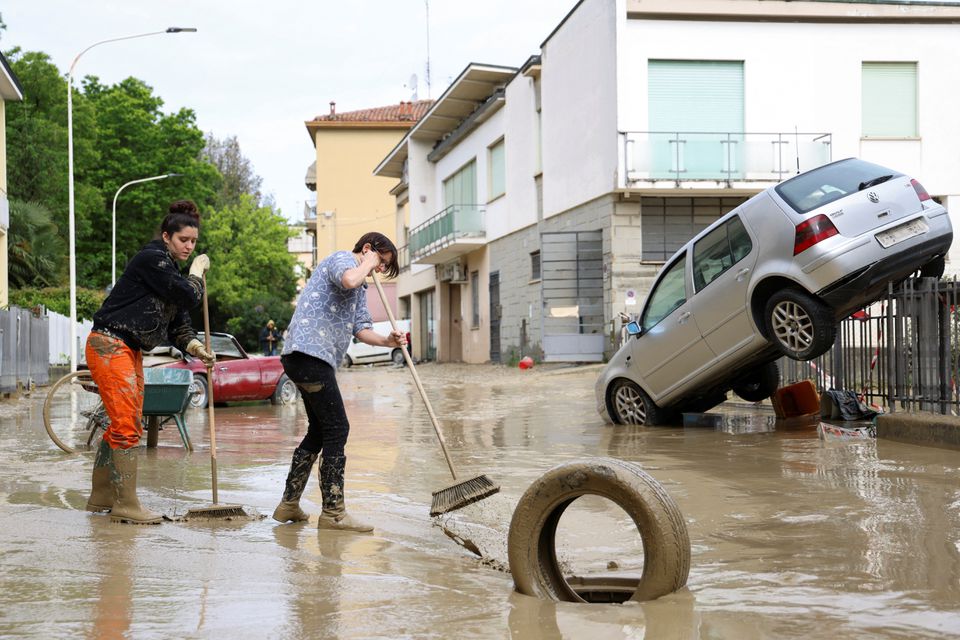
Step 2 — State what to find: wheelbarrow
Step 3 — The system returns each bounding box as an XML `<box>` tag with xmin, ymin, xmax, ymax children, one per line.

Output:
<box><xmin>143</xmin><ymin>367</ymin><xmax>195</xmax><ymax>451</ymax></box>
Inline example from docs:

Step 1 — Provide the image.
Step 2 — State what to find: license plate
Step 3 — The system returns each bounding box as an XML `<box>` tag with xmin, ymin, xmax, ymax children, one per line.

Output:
<box><xmin>875</xmin><ymin>218</ymin><xmax>929</xmax><ymax>248</ymax></box>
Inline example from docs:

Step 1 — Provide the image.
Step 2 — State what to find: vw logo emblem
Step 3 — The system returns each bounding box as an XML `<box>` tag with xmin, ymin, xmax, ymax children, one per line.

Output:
<box><xmin>868</xmin><ymin>192</ymin><xmax>879</xmax><ymax>203</ymax></box>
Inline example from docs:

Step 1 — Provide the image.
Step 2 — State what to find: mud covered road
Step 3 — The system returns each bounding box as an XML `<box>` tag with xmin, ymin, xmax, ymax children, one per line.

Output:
<box><xmin>2</xmin><ymin>363</ymin><xmax>959</xmax><ymax>638</ymax></box>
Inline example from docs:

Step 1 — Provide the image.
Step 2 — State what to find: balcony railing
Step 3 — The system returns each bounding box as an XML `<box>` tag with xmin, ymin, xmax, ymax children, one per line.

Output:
<box><xmin>397</xmin><ymin>244</ymin><xmax>410</xmax><ymax>273</ymax></box>
<box><xmin>621</xmin><ymin>131</ymin><xmax>832</xmax><ymax>184</ymax></box>
<box><xmin>409</xmin><ymin>204</ymin><xmax>486</xmax><ymax>264</ymax></box>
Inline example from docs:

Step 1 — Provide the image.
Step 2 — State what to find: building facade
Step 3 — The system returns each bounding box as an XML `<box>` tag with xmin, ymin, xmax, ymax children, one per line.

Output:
<box><xmin>302</xmin><ymin>100</ymin><xmax>432</xmax><ymax>321</ymax></box>
<box><xmin>377</xmin><ymin>0</ymin><xmax>960</xmax><ymax>364</ymax></box>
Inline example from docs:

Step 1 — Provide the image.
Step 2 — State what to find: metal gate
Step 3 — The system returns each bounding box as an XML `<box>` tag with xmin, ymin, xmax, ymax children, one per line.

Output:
<box><xmin>489</xmin><ymin>271</ymin><xmax>501</xmax><ymax>363</ymax></box>
<box><xmin>540</xmin><ymin>230</ymin><xmax>604</xmax><ymax>362</ymax></box>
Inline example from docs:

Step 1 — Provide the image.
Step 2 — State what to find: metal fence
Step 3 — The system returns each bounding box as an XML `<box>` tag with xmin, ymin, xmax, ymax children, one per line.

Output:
<box><xmin>779</xmin><ymin>277</ymin><xmax>959</xmax><ymax>415</ymax></box>
<box><xmin>0</xmin><ymin>305</ymin><xmax>50</xmax><ymax>393</ymax></box>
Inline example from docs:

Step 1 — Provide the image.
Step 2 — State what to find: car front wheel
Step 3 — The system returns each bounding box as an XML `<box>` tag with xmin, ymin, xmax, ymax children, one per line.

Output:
<box><xmin>609</xmin><ymin>379</ymin><xmax>667</xmax><ymax>426</ymax></box>
<box><xmin>764</xmin><ymin>289</ymin><xmax>836</xmax><ymax>361</ymax></box>
<box><xmin>188</xmin><ymin>374</ymin><xmax>208</xmax><ymax>409</ymax></box>
<box><xmin>391</xmin><ymin>348</ymin><xmax>406</xmax><ymax>366</ymax></box>
<box><xmin>271</xmin><ymin>374</ymin><xmax>298</xmax><ymax>405</ymax></box>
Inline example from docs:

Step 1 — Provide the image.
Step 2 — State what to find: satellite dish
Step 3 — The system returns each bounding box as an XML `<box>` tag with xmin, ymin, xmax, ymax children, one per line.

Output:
<box><xmin>406</xmin><ymin>73</ymin><xmax>418</xmax><ymax>100</ymax></box>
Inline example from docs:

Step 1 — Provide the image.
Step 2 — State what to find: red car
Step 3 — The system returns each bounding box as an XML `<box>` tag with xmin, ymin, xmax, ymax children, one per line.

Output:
<box><xmin>155</xmin><ymin>332</ymin><xmax>298</xmax><ymax>409</ymax></box>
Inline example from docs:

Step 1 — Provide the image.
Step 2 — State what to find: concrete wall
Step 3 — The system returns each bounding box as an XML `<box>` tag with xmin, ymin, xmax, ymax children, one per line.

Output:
<box><xmin>540</xmin><ymin>0</ymin><xmax>620</xmax><ymax>220</ymax></box>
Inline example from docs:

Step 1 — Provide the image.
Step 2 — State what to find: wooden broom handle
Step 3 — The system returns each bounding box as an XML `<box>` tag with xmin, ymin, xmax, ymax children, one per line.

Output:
<box><xmin>371</xmin><ymin>272</ymin><xmax>459</xmax><ymax>480</ymax></box>
<box><xmin>201</xmin><ymin>272</ymin><xmax>219</xmax><ymax>503</ymax></box>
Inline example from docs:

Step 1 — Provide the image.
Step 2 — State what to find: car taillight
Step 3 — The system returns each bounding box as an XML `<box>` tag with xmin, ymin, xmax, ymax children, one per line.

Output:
<box><xmin>911</xmin><ymin>178</ymin><xmax>931</xmax><ymax>202</ymax></box>
<box><xmin>794</xmin><ymin>214</ymin><xmax>839</xmax><ymax>255</ymax></box>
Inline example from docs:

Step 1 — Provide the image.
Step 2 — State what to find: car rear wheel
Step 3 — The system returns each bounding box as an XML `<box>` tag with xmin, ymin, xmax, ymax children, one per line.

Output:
<box><xmin>271</xmin><ymin>374</ymin><xmax>298</xmax><ymax>405</ymax></box>
<box><xmin>188</xmin><ymin>374</ymin><xmax>208</xmax><ymax>409</ymax></box>
<box><xmin>391</xmin><ymin>349</ymin><xmax>406</xmax><ymax>366</ymax></box>
<box><xmin>764</xmin><ymin>289</ymin><xmax>836</xmax><ymax>361</ymax></box>
<box><xmin>919</xmin><ymin>255</ymin><xmax>945</xmax><ymax>279</ymax></box>
<box><xmin>609</xmin><ymin>379</ymin><xmax>668</xmax><ymax>426</ymax></box>
<box><xmin>733</xmin><ymin>362</ymin><xmax>780</xmax><ymax>402</ymax></box>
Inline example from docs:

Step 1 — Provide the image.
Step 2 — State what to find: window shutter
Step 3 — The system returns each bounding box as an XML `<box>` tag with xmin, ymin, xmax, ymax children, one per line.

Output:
<box><xmin>862</xmin><ymin>62</ymin><xmax>917</xmax><ymax>137</ymax></box>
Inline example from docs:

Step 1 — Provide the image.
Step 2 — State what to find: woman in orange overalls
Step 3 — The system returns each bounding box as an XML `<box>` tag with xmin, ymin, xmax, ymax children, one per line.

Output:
<box><xmin>84</xmin><ymin>200</ymin><xmax>215</xmax><ymax>524</ymax></box>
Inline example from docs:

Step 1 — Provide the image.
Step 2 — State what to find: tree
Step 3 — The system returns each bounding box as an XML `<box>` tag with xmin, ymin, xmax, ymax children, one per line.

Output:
<box><xmin>7</xmin><ymin>199</ymin><xmax>66</xmax><ymax>288</ymax></box>
<box><xmin>198</xmin><ymin>195</ymin><xmax>298</xmax><ymax>350</ymax></box>
<box><xmin>202</xmin><ymin>133</ymin><xmax>263</xmax><ymax>208</ymax></box>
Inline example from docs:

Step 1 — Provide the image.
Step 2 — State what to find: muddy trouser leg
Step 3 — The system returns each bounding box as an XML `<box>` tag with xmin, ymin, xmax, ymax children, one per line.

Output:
<box><xmin>84</xmin><ymin>334</ymin><xmax>160</xmax><ymax>524</ymax></box>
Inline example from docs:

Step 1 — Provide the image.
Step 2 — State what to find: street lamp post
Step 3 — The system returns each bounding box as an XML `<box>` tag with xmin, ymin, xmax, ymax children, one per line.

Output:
<box><xmin>111</xmin><ymin>173</ymin><xmax>182</xmax><ymax>286</ymax></box>
<box><xmin>67</xmin><ymin>27</ymin><xmax>197</xmax><ymax>372</ymax></box>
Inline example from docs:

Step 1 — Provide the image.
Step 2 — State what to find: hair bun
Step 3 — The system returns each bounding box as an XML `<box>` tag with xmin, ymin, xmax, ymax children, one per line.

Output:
<box><xmin>169</xmin><ymin>199</ymin><xmax>200</xmax><ymax>220</ymax></box>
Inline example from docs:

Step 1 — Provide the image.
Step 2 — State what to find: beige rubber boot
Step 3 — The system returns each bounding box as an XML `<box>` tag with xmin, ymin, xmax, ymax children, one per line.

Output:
<box><xmin>272</xmin><ymin>447</ymin><xmax>318</xmax><ymax>523</ymax></box>
<box><xmin>317</xmin><ymin>456</ymin><xmax>373</xmax><ymax>533</ymax></box>
<box><xmin>273</xmin><ymin>501</ymin><xmax>309</xmax><ymax>523</ymax></box>
<box><xmin>109</xmin><ymin>447</ymin><xmax>162</xmax><ymax>525</ymax></box>
<box><xmin>86</xmin><ymin>440</ymin><xmax>114</xmax><ymax>513</ymax></box>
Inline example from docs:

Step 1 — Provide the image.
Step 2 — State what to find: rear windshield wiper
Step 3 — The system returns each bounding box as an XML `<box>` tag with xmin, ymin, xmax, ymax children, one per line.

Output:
<box><xmin>858</xmin><ymin>174</ymin><xmax>894</xmax><ymax>191</ymax></box>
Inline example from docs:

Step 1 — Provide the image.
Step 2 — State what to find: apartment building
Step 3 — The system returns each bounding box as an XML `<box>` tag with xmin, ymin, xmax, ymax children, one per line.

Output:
<box><xmin>376</xmin><ymin>0</ymin><xmax>960</xmax><ymax>363</ymax></box>
<box><xmin>0</xmin><ymin>53</ymin><xmax>24</xmax><ymax>309</ymax></box>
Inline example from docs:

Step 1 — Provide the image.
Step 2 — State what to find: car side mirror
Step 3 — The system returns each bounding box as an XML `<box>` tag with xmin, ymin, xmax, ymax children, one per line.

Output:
<box><xmin>626</xmin><ymin>321</ymin><xmax>642</xmax><ymax>336</ymax></box>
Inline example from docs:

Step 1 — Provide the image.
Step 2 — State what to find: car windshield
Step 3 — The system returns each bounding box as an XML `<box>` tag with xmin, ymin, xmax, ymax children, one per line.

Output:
<box><xmin>775</xmin><ymin>158</ymin><xmax>902</xmax><ymax>214</ymax></box>
<box><xmin>199</xmin><ymin>334</ymin><xmax>244</xmax><ymax>359</ymax></box>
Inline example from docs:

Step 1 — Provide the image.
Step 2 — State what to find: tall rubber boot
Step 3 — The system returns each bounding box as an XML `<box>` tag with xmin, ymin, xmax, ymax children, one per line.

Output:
<box><xmin>109</xmin><ymin>447</ymin><xmax>162</xmax><ymax>525</ymax></box>
<box><xmin>317</xmin><ymin>455</ymin><xmax>373</xmax><ymax>533</ymax></box>
<box><xmin>86</xmin><ymin>439</ymin><xmax>114</xmax><ymax>513</ymax></box>
<box><xmin>272</xmin><ymin>447</ymin><xmax>318</xmax><ymax>523</ymax></box>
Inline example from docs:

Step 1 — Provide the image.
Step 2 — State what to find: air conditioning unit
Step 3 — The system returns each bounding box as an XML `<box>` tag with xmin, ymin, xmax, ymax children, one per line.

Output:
<box><xmin>439</xmin><ymin>260</ymin><xmax>468</xmax><ymax>284</ymax></box>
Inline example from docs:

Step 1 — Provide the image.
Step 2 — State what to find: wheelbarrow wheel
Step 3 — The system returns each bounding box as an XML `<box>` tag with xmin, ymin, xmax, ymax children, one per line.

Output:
<box><xmin>43</xmin><ymin>370</ymin><xmax>108</xmax><ymax>454</ymax></box>
<box><xmin>188</xmin><ymin>374</ymin><xmax>208</xmax><ymax>409</ymax></box>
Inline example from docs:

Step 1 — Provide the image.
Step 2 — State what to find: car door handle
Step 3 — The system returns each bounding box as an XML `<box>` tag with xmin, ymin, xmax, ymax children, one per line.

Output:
<box><xmin>218</xmin><ymin>367</ymin><xmax>228</xmax><ymax>371</ymax></box>
<box><xmin>736</xmin><ymin>268</ymin><xmax>750</xmax><ymax>281</ymax></box>
<box><xmin>678</xmin><ymin>311</ymin><xmax>691</xmax><ymax>323</ymax></box>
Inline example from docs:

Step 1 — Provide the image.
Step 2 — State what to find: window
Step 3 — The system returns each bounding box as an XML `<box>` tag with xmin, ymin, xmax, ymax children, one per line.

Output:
<box><xmin>530</xmin><ymin>250</ymin><xmax>541</xmax><ymax>280</ymax></box>
<box><xmin>488</xmin><ymin>138</ymin><xmax>505</xmax><ymax>200</ymax></box>
<box><xmin>862</xmin><ymin>62</ymin><xmax>917</xmax><ymax>137</ymax></box>
<box><xmin>443</xmin><ymin>159</ymin><xmax>476</xmax><ymax>207</ymax></box>
<box><xmin>641</xmin><ymin>253</ymin><xmax>687</xmax><ymax>330</ymax></box>
<box><xmin>775</xmin><ymin>158</ymin><xmax>902</xmax><ymax>214</ymax></box>
<box><xmin>693</xmin><ymin>216</ymin><xmax>752</xmax><ymax>291</ymax></box>
<box><xmin>471</xmin><ymin>271</ymin><xmax>480</xmax><ymax>328</ymax></box>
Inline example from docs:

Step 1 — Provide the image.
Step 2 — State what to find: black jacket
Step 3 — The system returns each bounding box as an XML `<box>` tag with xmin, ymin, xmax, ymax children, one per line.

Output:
<box><xmin>92</xmin><ymin>239</ymin><xmax>204</xmax><ymax>352</ymax></box>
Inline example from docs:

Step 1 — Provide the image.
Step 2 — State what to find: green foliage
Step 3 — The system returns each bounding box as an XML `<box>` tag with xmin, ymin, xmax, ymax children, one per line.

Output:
<box><xmin>203</xmin><ymin>133</ymin><xmax>263</xmax><ymax>208</ymax></box>
<box><xmin>224</xmin><ymin>293</ymin><xmax>295</xmax><ymax>353</ymax></box>
<box><xmin>200</xmin><ymin>195</ymin><xmax>298</xmax><ymax>346</ymax></box>
<box><xmin>7</xmin><ymin>199</ymin><xmax>66</xmax><ymax>287</ymax></box>
<box><xmin>8</xmin><ymin>286</ymin><xmax>105</xmax><ymax>321</ymax></box>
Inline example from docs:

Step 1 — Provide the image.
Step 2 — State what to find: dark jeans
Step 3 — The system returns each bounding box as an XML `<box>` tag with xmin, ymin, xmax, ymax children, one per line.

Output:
<box><xmin>281</xmin><ymin>351</ymin><xmax>349</xmax><ymax>457</ymax></box>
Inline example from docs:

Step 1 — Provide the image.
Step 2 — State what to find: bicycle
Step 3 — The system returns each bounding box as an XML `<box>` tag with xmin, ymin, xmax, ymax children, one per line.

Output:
<box><xmin>44</xmin><ymin>367</ymin><xmax>195</xmax><ymax>454</ymax></box>
<box><xmin>43</xmin><ymin>370</ymin><xmax>109</xmax><ymax>454</ymax></box>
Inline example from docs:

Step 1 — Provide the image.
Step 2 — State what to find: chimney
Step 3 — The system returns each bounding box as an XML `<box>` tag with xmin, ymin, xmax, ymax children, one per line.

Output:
<box><xmin>329</xmin><ymin>101</ymin><xmax>336</xmax><ymax>116</ymax></box>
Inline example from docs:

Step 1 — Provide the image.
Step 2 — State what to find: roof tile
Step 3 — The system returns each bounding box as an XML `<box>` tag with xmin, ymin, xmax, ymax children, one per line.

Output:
<box><xmin>311</xmin><ymin>100</ymin><xmax>434</xmax><ymax>123</ymax></box>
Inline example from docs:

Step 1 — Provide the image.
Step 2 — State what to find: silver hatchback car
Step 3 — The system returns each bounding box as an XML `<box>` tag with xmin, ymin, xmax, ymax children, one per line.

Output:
<box><xmin>597</xmin><ymin>157</ymin><xmax>953</xmax><ymax>425</ymax></box>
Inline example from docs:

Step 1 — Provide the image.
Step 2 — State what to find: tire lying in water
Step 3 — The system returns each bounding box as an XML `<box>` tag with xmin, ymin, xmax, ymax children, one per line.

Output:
<box><xmin>508</xmin><ymin>457</ymin><xmax>690</xmax><ymax>603</ymax></box>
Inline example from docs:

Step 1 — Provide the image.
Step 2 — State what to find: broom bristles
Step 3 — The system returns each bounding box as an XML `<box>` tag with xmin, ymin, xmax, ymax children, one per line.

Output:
<box><xmin>430</xmin><ymin>474</ymin><xmax>500</xmax><ymax>517</ymax></box>
<box><xmin>184</xmin><ymin>504</ymin><xmax>249</xmax><ymax>520</ymax></box>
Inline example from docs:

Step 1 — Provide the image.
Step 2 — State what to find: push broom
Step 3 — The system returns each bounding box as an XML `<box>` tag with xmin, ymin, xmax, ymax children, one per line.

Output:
<box><xmin>185</xmin><ymin>272</ymin><xmax>248</xmax><ymax>520</ymax></box>
<box><xmin>371</xmin><ymin>271</ymin><xmax>499</xmax><ymax>516</ymax></box>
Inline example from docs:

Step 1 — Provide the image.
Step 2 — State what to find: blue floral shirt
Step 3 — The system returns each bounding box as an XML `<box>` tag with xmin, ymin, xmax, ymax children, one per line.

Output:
<box><xmin>282</xmin><ymin>251</ymin><xmax>373</xmax><ymax>368</ymax></box>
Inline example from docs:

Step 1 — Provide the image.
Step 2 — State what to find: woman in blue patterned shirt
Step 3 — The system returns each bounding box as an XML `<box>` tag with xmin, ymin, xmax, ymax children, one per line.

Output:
<box><xmin>273</xmin><ymin>232</ymin><xmax>405</xmax><ymax>532</ymax></box>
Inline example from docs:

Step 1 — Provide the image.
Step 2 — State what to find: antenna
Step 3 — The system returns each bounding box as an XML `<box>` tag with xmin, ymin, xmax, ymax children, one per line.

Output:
<box><xmin>424</xmin><ymin>0</ymin><xmax>432</xmax><ymax>99</ymax></box>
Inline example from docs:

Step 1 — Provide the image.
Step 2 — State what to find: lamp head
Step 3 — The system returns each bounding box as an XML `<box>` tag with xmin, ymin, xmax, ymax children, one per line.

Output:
<box><xmin>166</xmin><ymin>27</ymin><xmax>198</xmax><ymax>33</ymax></box>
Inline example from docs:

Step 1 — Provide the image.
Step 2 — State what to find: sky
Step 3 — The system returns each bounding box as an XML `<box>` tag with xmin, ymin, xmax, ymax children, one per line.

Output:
<box><xmin>2</xmin><ymin>1</ymin><xmax>575</xmax><ymax>221</ymax></box>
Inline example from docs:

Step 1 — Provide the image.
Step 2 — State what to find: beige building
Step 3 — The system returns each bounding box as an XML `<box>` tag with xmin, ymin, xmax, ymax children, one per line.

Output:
<box><xmin>303</xmin><ymin>100</ymin><xmax>432</xmax><ymax>321</ymax></box>
<box><xmin>0</xmin><ymin>54</ymin><xmax>24</xmax><ymax>309</ymax></box>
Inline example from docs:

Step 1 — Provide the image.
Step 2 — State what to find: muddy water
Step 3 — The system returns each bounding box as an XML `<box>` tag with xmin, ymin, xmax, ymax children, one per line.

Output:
<box><xmin>2</xmin><ymin>363</ymin><xmax>959</xmax><ymax>638</ymax></box>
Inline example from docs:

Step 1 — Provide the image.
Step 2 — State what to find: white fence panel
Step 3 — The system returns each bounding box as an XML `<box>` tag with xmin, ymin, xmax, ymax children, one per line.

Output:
<box><xmin>47</xmin><ymin>309</ymin><xmax>92</xmax><ymax>366</ymax></box>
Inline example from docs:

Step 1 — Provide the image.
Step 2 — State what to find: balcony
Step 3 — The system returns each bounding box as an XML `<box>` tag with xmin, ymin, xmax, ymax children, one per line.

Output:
<box><xmin>409</xmin><ymin>204</ymin><xmax>486</xmax><ymax>265</ymax></box>
<box><xmin>397</xmin><ymin>244</ymin><xmax>410</xmax><ymax>273</ymax></box>
<box><xmin>621</xmin><ymin>131</ymin><xmax>832</xmax><ymax>186</ymax></box>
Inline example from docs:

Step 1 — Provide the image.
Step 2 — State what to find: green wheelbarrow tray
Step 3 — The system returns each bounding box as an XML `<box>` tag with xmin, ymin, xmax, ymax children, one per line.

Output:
<box><xmin>143</xmin><ymin>367</ymin><xmax>194</xmax><ymax>450</ymax></box>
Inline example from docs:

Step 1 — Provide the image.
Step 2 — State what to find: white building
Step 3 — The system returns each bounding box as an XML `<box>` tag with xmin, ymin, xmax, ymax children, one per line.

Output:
<box><xmin>375</xmin><ymin>0</ymin><xmax>960</xmax><ymax>364</ymax></box>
